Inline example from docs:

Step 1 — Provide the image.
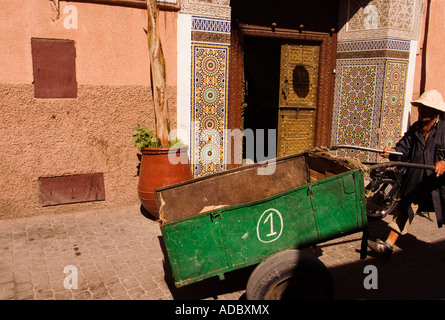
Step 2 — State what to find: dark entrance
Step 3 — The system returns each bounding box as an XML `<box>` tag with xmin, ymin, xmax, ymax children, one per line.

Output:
<box><xmin>243</xmin><ymin>36</ymin><xmax>280</xmax><ymax>163</ymax></box>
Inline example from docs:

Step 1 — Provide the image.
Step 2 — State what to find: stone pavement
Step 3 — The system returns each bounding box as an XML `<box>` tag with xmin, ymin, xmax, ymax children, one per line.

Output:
<box><xmin>1</xmin><ymin>204</ymin><xmax>445</xmax><ymax>300</ymax></box>
<box><xmin>0</xmin><ymin>205</ymin><xmax>245</xmax><ymax>300</ymax></box>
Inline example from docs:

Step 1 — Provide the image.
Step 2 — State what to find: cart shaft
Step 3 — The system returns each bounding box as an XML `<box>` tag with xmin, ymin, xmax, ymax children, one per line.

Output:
<box><xmin>330</xmin><ymin>144</ymin><xmax>403</xmax><ymax>156</ymax></box>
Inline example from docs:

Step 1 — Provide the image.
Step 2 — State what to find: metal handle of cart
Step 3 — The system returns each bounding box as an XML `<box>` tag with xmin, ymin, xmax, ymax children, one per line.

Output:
<box><xmin>330</xmin><ymin>144</ymin><xmax>404</xmax><ymax>156</ymax></box>
<box><xmin>329</xmin><ymin>144</ymin><xmax>436</xmax><ymax>171</ymax></box>
<box><xmin>367</xmin><ymin>161</ymin><xmax>435</xmax><ymax>171</ymax></box>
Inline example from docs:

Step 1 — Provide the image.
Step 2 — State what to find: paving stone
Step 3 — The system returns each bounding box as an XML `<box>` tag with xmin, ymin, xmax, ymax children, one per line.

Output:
<box><xmin>1</xmin><ymin>204</ymin><xmax>445</xmax><ymax>300</ymax></box>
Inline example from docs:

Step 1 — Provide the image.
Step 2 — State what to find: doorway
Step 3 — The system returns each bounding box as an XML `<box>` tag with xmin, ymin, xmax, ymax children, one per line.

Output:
<box><xmin>242</xmin><ymin>36</ymin><xmax>322</xmax><ymax>162</ymax></box>
<box><xmin>228</xmin><ymin>23</ymin><xmax>337</xmax><ymax>169</ymax></box>
<box><xmin>243</xmin><ymin>36</ymin><xmax>280</xmax><ymax>163</ymax></box>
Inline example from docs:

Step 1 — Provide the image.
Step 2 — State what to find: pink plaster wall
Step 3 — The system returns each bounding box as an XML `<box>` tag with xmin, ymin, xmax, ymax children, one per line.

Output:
<box><xmin>0</xmin><ymin>0</ymin><xmax>177</xmax><ymax>86</ymax></box>
<box><xmin>0</xmin><ymin>0</ymin><xmax>178</xmax><ymax>219</ymax></box>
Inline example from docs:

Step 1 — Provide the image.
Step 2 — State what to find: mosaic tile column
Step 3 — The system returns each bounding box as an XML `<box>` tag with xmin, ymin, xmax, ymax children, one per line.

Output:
<box><xmin>331</xmin><ymin>0</ymin><xmax>423</xmax><ymax>162</ymax></box>
<box><xmin>179</xmin><ymin>0</ymin><xmax>231</xmax><ymax>177</ymax></box>
<box><xmin>332</xmin><ymin>41</ymin><xmax>410</xmax><ymax>162</ymax></box>
<box><xmin>191</xmin><ymin>29</ymin><xmax>230</xmax><ymax>176</ymax></box>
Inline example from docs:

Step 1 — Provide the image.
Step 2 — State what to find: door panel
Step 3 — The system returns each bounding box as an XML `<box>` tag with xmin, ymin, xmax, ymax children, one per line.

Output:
<box><xmin>278</xmin><ymin>42</ymin><xmax>320</xmax><ymax>157</ymax></box>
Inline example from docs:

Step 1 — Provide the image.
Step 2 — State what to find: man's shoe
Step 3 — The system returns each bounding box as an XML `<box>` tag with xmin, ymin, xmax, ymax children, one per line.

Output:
<box><xmin>367</xmin><ymin>239</ymin><xmax>393</xmax><ymax>256</ymax></box>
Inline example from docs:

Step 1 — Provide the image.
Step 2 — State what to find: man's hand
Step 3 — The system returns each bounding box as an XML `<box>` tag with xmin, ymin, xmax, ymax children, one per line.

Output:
<box><xmin>380</xmin><ymin>146</ymin><xmax>396</xmax><ymax>159</ymax></box>
<box><xmin>435</xmin><ymin>160</ymin><xmax>445</xmax><ymax>177</ymax></box>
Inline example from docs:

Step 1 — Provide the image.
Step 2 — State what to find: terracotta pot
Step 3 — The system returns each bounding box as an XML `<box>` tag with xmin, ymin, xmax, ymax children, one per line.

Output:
<box><xmin>138</xmin><ymin>145</ymin><xmax>193</xmax><ymax>218</ymax></box>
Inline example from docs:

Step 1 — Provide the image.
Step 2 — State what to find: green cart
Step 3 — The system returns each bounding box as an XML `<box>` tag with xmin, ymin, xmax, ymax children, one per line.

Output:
<box><xmin>155</xmin><ymin>151</ymin><xmax>368</xmax><ymax>299</ymax></box>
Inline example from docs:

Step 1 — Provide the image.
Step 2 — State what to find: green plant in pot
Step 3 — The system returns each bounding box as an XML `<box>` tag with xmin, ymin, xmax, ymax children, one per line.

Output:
<box><xmin>133</xmin><ymin>124</ymin><xmax>192</xmax><ymax>220</ymax></box>
<box><xmin>135</xmin><ymin>0</ymin><xmax>193</xmax><ymax>220</ymax></box>
<box><xmin>132</xmin><ymin>125</ymin><xmax>182</xmax><ymax>149</ymax></box>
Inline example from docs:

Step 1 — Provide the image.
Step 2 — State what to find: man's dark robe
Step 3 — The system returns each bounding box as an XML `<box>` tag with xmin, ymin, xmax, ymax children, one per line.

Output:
<box><xmin>390</xmin><ymin>119</ymin><xmax>445</xmax><ymax>228</ymax></box>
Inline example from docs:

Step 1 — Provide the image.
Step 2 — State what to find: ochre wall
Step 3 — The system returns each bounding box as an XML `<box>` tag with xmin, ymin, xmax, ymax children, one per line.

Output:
<box><xmin>0</xmin><ymin>0</ymin><xmax>177</xmax><ymax>218</ymax></box>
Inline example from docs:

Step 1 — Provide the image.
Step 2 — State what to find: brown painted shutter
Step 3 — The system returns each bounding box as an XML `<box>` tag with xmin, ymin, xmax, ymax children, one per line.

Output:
<box><xmin>31</xmin><ymin>38</ymin><xmax>77</xmax><ymax>98</ymax></box>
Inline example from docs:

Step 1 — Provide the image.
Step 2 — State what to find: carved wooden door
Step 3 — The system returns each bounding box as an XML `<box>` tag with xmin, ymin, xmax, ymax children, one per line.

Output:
<box><xmin>277</xmin><ymin>42</ymin><xmax>320</xmax><ymax>157</ymax></box>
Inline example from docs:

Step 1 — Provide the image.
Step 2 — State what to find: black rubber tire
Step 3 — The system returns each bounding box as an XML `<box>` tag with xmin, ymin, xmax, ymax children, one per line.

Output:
<box><xmin>245</xmin><ymin>249</ymin><xmax>334</xmax><ymax>300</ymax></box>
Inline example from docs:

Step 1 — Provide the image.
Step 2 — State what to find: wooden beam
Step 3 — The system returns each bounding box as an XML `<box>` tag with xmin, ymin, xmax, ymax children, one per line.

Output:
<box><xmin>146</xmin><ymin>0</ymin><xmax>170</xmax><ymax>145</ymax></box>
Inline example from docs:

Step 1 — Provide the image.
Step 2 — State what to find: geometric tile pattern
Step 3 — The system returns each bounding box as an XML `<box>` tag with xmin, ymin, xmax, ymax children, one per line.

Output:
<box><xmin>338</xmin><ymin>0</ymin><xmax>423</xmax><ymax>41</ymax></box>
<box><xmin>331</xmin><ymin>55</ymin><xmax>409</xmax><ymax>163</ymax></box>
<box><xmin>333</xmin><ymin>0</ymin><xmax>419</xmax><ymax>161</ymax></box>
<box><xmin>347</xmin><ymin>0</ymin><xmax>416</xmax><ymax>32</ymax></box>
<box><xmin>331</xmin><ymin>59</ymin><xmax>386</xmax><ymax>162</ymax></box>
<box><xmin>380</xmin><ymin>60</ymin><xmax>408</xmax><ymax>149</ymax></box>
<box><xmin>190</xmin><ymin>16</ymin><xmax>231</xmax><ymax>177</ymax></box>
<box><xmin>180</xmin><ymin>0</ymin><xmax>231</xmax><ymax>19</ymax></box>
<box><xmin>331</xmin><ymin>54</ymin><xmax>409</xmax><ymax>163</ymax></box>
<box><xmin>337</xmin><ymin>39</ymin><xmax>411</xmax><ymax>53</ymax></box>
<box><xmin>192</xmin><ymin>16</ymin><xmax>231</xmax><ymax>33</ymax></box>
<box><xmin>332</xmin><ymin>59</ymin><xmax>411</xmax><ymax>160</ymax></box>
<box><xmin>191</xmin><ymin>43</ymin><xmax>229</xmax><ymax>177</ymax></box>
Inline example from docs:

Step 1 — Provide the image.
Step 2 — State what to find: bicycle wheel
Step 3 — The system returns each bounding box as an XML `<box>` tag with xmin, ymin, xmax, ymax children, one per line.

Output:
<box><xmin>365</xmin><ymin>178</ymin><xmax>400</xmax><ymax>219</ymax></box>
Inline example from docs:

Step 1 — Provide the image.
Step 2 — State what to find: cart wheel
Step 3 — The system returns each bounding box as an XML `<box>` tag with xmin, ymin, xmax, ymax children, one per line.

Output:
<box><xmin>365</xmin><ymin>178</ymin><xmax>400</xmax><ymax>220</ymax></box>
<box><xmin>245</xmin><ymin>249</ymin><xmax>334</xmax><ymax>300</ymax></box>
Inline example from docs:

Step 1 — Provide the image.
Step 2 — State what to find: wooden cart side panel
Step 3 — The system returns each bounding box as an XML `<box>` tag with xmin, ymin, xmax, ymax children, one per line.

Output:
<box><xmin>219</xmin><ymin>187</ymin><xmax>318</xmax><ymax>267</ymax></box>
<box><xmin>161</xmin><ymin>217</ymin><xmax>229</xmax><ymax>286</ymax></box>
<box><xmin>156</xmin><ymin>154</ymin><xmax>309</xmax><ymax>223</ymax></box>
<box><xmin>310</xmin><ymin>170</ymin><xmax>366</xmax><ymax>240</ymax></box>
<box><xmin>306</xmin><ymin>152</ymin><xmax>351</xmax><ymax>178</ymax></box>
<box><xmin>355</xmin><ymin>170</ymin><xmax>368</xmax><ymax>228</ymax></box>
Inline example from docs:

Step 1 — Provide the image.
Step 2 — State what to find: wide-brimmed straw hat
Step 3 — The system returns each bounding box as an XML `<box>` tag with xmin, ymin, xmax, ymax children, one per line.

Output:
<box><xmin>411</xmin><ymin>89</ymin><xmax>445</xmax><ymax>112</ymax></box>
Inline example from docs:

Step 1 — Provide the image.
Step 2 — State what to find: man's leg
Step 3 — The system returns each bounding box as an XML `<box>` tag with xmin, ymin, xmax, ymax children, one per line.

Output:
<box><xmin>368</xmin><ymin>208</ymin><xmax>409</xmax><ymax>256</ymax></box>
<box><xmin>386</xmin><ymin>230</ymin><xmax>400</xmax><ymax>247</ymax></box>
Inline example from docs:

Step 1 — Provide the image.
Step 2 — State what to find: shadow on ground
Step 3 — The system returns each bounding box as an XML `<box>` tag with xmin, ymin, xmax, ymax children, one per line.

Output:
<box><xmin>326</xmin><ymin>217</ymin><xmax>445</xmax><ymax>300</ymax></box>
